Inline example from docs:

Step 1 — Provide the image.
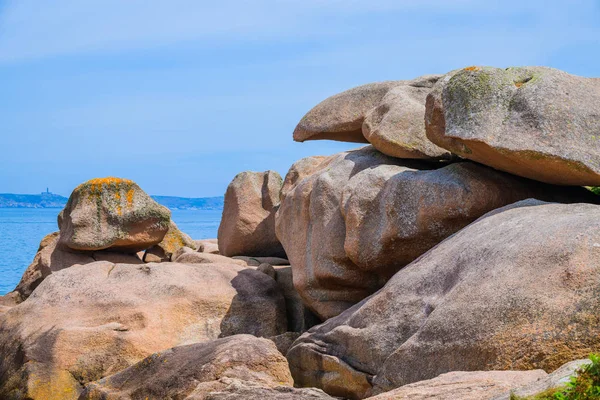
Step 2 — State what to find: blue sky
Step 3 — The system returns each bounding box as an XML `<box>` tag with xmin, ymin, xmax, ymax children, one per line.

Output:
<box><xmin>0</xmin><ymin>0</ymin><xmax>599</xmax><ymax>197</ymax></box>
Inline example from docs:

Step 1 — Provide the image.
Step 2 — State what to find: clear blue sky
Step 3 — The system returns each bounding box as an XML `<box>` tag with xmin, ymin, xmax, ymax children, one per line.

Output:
<box><xmin>0</xmin><ymin>1</ymin><xmax>598</xmax><ymax>197</ymax></box>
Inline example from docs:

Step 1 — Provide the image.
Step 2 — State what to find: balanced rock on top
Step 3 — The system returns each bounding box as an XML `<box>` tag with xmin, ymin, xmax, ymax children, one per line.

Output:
<box><xmin>426</xmin><ymin>66</ymin><xmax>600</xmax><ymax>185</ymax></box>
<box><xmin>58</xmin><ymin>177</ymin><xmax>171</xmax><ymax>252</ymax></box>
<box><xmin>293</xmin><ymin>75</ymin><xmax>450</xmax><ymax>160</ymax></box>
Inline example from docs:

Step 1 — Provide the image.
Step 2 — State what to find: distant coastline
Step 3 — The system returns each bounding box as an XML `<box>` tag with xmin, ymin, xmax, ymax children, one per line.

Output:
<box><xmin>0</xmin><ymin>192</ymin><xmax>224</xmax><ymax>210</ymax></box>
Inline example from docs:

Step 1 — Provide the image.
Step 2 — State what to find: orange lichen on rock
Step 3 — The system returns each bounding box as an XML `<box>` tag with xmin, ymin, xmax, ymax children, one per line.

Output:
<box><xmin>464</xmin><ymin>66</ymin><xmax>481</xmax><ymax>71</ymax></box>
<box><xmin>515</xmin><ymin>82</ymin><xmax>524</xmax><ymax>88</ymax></box>
<box><xmin>126</xmin><ymin>188</ymin><xmax>135</xmax><ymax>207</ymax></box>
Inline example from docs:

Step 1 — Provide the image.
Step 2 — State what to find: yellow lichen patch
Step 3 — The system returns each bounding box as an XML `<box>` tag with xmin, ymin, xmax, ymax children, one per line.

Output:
<box><xmin>464</xmin><ymin>66</ymin><xmax>481</xmax><ymax>71</ymax></box>
<box><xmin>27</xmin><ymin>368</ymin><xmax>81</xmax><ymax>400</ymax></box>
<box><xmin>126</xmin><ymin>189</ymin><xmax>135</xmax><ymax>207</ymax></box>
<box><xmin>515</xmin><ymin>82</ymin><xmax>524</xmax><ymax>88</ymax></box>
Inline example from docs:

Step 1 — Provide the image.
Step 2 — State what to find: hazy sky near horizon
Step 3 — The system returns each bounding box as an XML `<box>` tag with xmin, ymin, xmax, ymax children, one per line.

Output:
<box><xmin>1</xmin><ymin>1</ymin><xmax>599</xmax><ymax>197</ymax></box>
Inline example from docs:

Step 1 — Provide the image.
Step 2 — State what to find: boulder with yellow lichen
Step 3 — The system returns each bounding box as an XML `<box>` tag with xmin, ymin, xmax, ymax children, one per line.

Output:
<box><xmin>58</xmin><ymin>177</ymin><xmax>171</xmax><ymax>253</ymax></box>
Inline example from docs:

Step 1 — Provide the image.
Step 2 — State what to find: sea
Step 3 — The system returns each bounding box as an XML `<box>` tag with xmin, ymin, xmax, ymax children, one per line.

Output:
<box><xmin>0</xmin><ymin>208</ymin><xmax>222</xmax><ymax>295</ymax></box>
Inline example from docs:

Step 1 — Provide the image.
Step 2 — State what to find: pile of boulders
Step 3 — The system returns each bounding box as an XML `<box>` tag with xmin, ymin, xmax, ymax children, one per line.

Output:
<box><xmin>1</xmin><ymin>65</ymin><xmax>600</xmax><ymax>399</ymax></box>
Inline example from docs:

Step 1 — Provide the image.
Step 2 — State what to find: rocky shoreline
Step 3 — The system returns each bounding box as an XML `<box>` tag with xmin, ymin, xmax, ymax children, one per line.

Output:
<box><xmin>1</xmin><ymin>65</ymin><xmax>600</xmax><ymax>399</ymax></box>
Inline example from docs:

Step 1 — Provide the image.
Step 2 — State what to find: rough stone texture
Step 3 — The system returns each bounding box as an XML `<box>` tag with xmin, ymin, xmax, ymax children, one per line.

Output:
<box><xmin>492</xmin><ymin>359</ymin><xmax>592</xmax><ymax>400</ymax></box>
<box><xmin>81</xmin><ymin>335</ymin><xmax>293</xmax><ymax>399</ymax></box>
<box><xmin>276</xmin><ymin>147</ymin><xmax>598</xmax><ymax>320</ymax></box>
<box><xmin>288</xmin><ymin>201</ymin><xmax>600</xmax><ymax>399</ymax></box>
<box><xmin>58</xmin><ymin>177</ymin><xmax>171</xmax><ymax>252</ymax></box>
<box><xmin>218</xmin><ymin>171</ymin><xmax>286</xmax><ymax>258</ymax></box>
<box><xmin>199</xmin><ymin>378</ymin><xmax>337</xmax><ymax>400</ymax></box>
<box><xmin>175</xmin><ymin>251</ymin><xmax>248</xmax><ymax>267</ymax></box>
<box><xmin>293</xmin><ymin>76</ymin><xmax>450</xmax><ymax>159</ymax></box>
<box><xmin>274</xmin><ymin>266</ymin><xmax>321</xmax><ymax>333</ymax></box>
<box><xmin>10</xmin><ymin>233</ymin><xmax>141</xmax><ymax>302</ymax></box>
<box><xmin>366</xmin><ymin>370</ymin><xmax>547</xmax><ymax>400</ymax></box>
<box><xmin>0</xmin><ymin>262</ymin><xmax>286</xmax><ymax>399</ymax></box>
<box><xmin>280</xmin><ymin>155</ymin><xmax>330</xmax><ymax>201</ymax></box>
<box><xmin>197</xmin><ymin>238</ymin><xmax>220</xmax><ymax>254</ymax></box>
<box><xmin>144</xmin><ymin>220</ymin><xmax>197</xmax><ymax>261</ymax></box>
<box><xmin>233</xmin><ymin>256</ymin><xmax>290</xmax><ymax>266</ymax></box>
<box><xmin>425</xmin><ymin>66</ymin><xmax>600</xmax><ymax>185</ymax></box>
<box><xmin>269</xmin><ymin>332</ymin><xmax>301</xmax><ymax>355</ymax></box>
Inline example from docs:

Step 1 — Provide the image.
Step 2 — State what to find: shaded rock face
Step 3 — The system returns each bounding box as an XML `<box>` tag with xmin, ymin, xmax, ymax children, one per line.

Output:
<box><xmin>144</xmin><ymin>220</ymin><xmax>197</xmax><ymax>261</ymax></box>
<box><xmin>58</xmin><ymin>177</ymin><xmax>171</xmax><ymax>252</ymax></box>
<box><xmin>366</xmin><ymin>370</ymin><xmax>547</xmax><ymax>400</ymax></box>
<box><xmin>276</xmin><ymin>147</ymin><xmax>598</xmax><ymax>320</ymax></box>
<box><xmin>218</xmin><ymin>171</ymin><xmax>286</xmax><ymax>258</ymax></box>
<box><xmin>287</xmin><ymin>201</ymin><xmax>600</xmax><ymax>399</ymax></box>
<box><xmin>81</xmin><ymin>335</ymin><xmax>293</xmax><ymax>399</ymax></box>
<box><xmin>0</xmin><ymin>262</ymin><xmax>286</xmax><ymax>399</ymax></box>
<box><xmin>426</xmin><ymin>66</ymin><xmax>600</xmax><ymax>185</ymax></box>
<box><xmin>293</xmin><ymin>76</ymin><xmax>450</xmax><ymax>160</ymax></box>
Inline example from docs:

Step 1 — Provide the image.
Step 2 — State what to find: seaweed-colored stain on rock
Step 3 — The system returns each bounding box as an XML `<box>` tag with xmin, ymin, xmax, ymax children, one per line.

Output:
<box><xmin>58</xmin><ymin>177</ymin><xmax>171</xmax><ymax>252</ymax></box>
<box><xmin>276</xmin><ymin>146</ymin><xmax>599</xmax><ymax>320</ymax></box>
<box><xmin>425</xmin><ymin>66</ymin><xmax>600</xmax><ymax>185</ymax></box>
<box><xmin>293</xmin><ymin>76</ymin><xmax>451</xmax><ymax>160</ymax></box>
<box><xmin>287</xmin><ymin>201</ymin><xmax>600</xmax><ymax>399</ymax></box>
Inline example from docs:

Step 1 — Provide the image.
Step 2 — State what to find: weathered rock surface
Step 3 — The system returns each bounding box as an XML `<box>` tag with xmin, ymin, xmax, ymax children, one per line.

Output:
<box><xmin>492</xmin><ymin>359</ymin><xmax>592</xmax><ymax>400</ymax></box>
<box><xmin>276</xmin><ymin>147</ymin><xmax>598</xmax><ymax>319</ymax></box>
<box><xmin>366</xmin><ymin>370</ymin><xmax>547</xmax><ymax>400</ymax></box>
<box><xmin>199</xmin><ymin>379</ymin><xmax>336</xmax><ymax>400</ymax></box>
<box><xmin>274</xmin><ymin>266</ymin><xmax>321</xmax><ymax>333</ymax></box>
<box><xmin>81</xmin><ymin>335</ymin><xmax>293</xmax><ymax>399</ymax></box>
<box><xmin>218</xmin><ymin>171</ymin><xmax>286</xmax><ymax>258</ymax></box>
<box><xmin>425</xmin><ymin>66</ymin><xmax>600</xmax><ymax>185</ymax></box>
<box><xmin>175</xmin><ymin>251</ymin><xmax>248</xmax><ymax>267</ymax></box>
<box><xmin>11</xmin><ymin>232</ymin><xmax>141</xmax><ymax>301</ymax></box>
<box><xmin>288</xmin><ymin>201</ymin><xmax>600</xmax><ymax>399</ymax></box>
<box><xmin>197</xmin><ymin>238</ymin><xmax>220</xmax><ymax>254</ymax></box>
<box><xmin>0</xmin><ymin>262</ymin><xmax>286</xmax><ymax>399</ymax></box>
<box><xmin>144</xmin><ymin>220</ymin><xmax>197</xmax><ymax>261</ymax></box>
<box><xmin>58</xmin><ymin>177</ymin><xmax>171</xmax><ymax>252</ymax></box>
<box><xmin>293</xmin><ymin>76</ymin><xmax>450</xmax><ymax>159</ymax></box>
<box><xmin>233</xmin><ymin>255</ymin><xmax>290</xmax><ymax>266</ymax></box>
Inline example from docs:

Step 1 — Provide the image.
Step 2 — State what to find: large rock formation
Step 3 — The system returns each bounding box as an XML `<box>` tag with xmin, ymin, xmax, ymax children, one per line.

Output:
<box><xmin>58</xmin><ymin>177</ymin><xmax>171</xmax><ymax>252</ymax></box>
<box><xmin>426</xmin><ymin>66</ymin><xmax>600</xmax><ymax>185</ymax></box>
<box><xmin>293</xmin><ymin>76</ymin><xmax>450</xmax><ymax>159</ymax></box>
<box><xmin>287</xmin><ymin>201</ymin><xmax>600</xmax><ymax>399</ymax></box>
<box><xmin>0</xmin><ymin>261</ymin><xmax>286</xmax><ymax>399</ymax></box>
<box><xmin>218</xmin><ymin>170</ymin><xmax>286</xmax><ymax>258</ymax></box>
<box><xmin>276</xmin><ymin>146</ymin><xmax>598</xmax><ymax>319</ymax></box>
<box><xmin>81</xmin><ymin>335</ymin><xmax>294</xmax><ymax>399</ymax></box>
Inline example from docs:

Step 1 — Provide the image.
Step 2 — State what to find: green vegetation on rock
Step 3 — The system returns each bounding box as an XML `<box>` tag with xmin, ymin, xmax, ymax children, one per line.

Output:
<box><xmin>511</xmin><ymin>354</ymin><xmax>600</xmax><ymax>400</ymax></box>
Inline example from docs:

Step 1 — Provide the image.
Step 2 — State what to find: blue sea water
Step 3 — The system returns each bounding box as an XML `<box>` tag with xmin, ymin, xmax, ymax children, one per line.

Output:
<box><xmin>0</xmin><ymin>208</ymin><xmax>222</xmax><ymax>295</ymax></box>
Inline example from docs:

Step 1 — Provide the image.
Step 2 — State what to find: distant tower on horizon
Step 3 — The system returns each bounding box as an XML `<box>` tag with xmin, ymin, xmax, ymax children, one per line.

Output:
<box><xmin>46</xmin><ymin>187</ymin><xmax>49</xmax><ymax>194</ymax></box>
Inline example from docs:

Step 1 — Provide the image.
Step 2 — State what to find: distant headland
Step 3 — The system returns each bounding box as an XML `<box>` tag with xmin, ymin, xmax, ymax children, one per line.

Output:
<box><xmin>0</xmin><ymin>190</ymin><xmax>224</xmax><ymax>210</ymax></box>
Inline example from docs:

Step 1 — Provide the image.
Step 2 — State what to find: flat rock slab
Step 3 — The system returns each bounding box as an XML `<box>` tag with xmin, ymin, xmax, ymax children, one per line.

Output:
<box><xmin>366</xmin><ymin>370</ymin><xmax>547</xmax><ymax>400</ymax></box>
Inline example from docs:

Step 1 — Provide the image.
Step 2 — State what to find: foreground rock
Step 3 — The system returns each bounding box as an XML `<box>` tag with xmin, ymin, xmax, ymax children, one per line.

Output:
<box><xmin>276</xmin><ymin>147</ymin><xmax>598</xmax><ymax>319</ymax></box>
<box><xmin>0</xmin><ymin>262</ymin><xmax>286</xmax><ymax>399</ymax></box>
<box><xmin>143</xmin><ymin>220</ymin><xmax>197</xmax><ymax>261</ymax></box>
<box><xmin>81</xmin><ymin>335</ymin><xmax>294</xmax><ymax>399</ymax></box>
<box><xmin>288</xmin><ymin>201</ymin><xmax>600</xmax><ymax>399</ymax></box>
<box><xmin>492</xmin><ymin>359</ymin><xmax>592</xmax><ymax>400</ymax></box>
<box><xmin>11</xmin><ymin>232</ymin><xmax>141</xmax><ymax>301</ymax></box>
<box><xmin>201</xmin><ymin>380</ymin><xmax>336</xmax><ymax>399</ymax></box>
<box><xmin>293</xmin><ymin>76</ymin><xmax>450</xmax><ymax>159</ymax></box>
<box><xmin>426</xmin><ymin>66</ymin><xmax>600</xmax><ymax>185</ymax></box>
<box><xmin>58</xmin><ymin>177</ymin><xmax>171</xmax><ymax>252</ymax></box>
<box><xmin>218</xmin><ymin>171</ymin><xmax>286</xmax><ymax>258</ymax></box>
<box><xmin>366</xmin><ymin>370</ymin><xmax>547</xmax><ymax>400</ymax></box>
